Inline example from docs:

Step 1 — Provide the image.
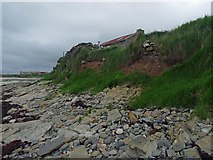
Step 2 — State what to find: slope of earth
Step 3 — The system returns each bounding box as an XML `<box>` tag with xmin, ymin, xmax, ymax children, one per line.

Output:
<box><xmin>122</xmin><ymin>57</ymin><xmax>170</xmax><ymax>76</ymax></box>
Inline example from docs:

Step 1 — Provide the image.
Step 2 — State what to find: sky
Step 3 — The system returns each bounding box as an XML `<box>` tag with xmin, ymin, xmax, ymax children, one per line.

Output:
<box><xmin>1</xmin><ymin>1</ymin><xmax>211</xmax><ymax>73</ymax></box>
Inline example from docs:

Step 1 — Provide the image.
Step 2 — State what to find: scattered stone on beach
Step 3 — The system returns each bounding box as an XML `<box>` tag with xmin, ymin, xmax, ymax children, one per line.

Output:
<box><xmin>2</xmin><ymin>81</ymin><xmax>213</xmax><ymax>159</ymax></box>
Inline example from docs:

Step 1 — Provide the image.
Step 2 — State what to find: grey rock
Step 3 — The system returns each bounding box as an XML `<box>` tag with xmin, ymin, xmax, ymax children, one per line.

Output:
<box><xmin>173</xmin><ymin>142</ymin><xmax>185</xmax><ymax>152</ymax></box>
<box><xmin>91</xmin><ymin>150</ymin><xmax>100</xmax><ymax>157</ymax></box>
<box><xmin>91</xmin><ymin>144</ymin><xmax>97</xmax><ymax>150</ymax></box>
<box><xmin>196</xmin><ymin>136</ymin><xmax>212</xmax><ymax>155</ymax></box>
<box><xmin>183</xmin><ymin>147</ymin><xmax>201</xmax><ymax>159</ymax></box>
<box><xmin>129</xmin><ymin>135</ymin><xmax>157</xmax><ymax>158</ymax></box>
<box><xmin>151</xmin><ymin>149</ymin><xmax>161</xmax><ymax>157</ymax></box>
<box><xmin>105</xmin><ymin>136</ymin><xmax>113</xmax><ymax>145</ymax></box>
<box><xmin>37</xmin><ymin>136</ymin><xmax>67</xmax><ymax>156</ymax></box>
<box><xmin>99</xmin><ymin>133</ymin><xmax>108</xmax><ymax>139</ymax></box>
<box><xmin>84</xmin><ymin>139</ymin><xmax>91</xmax><ymax>146</ymax></box>
<box><xmin>115</xmin><ymin>141</ymin><xmax>125</xmax><ymax>149</ymax></box>
<box><xmin>157</xmin><ymin>138</ymin><xmax>171</xmax><ymax>148</ymax></box>
<box><xmin>68</xmin><ymin>145</ymin><xmax>90</xmax><ymax>158</ymax></box>
<box><xmin>89</xmin><ymin>136</ymin><xmax>99</xmax><ymax>144</ymax></box>
<box><xmin>102</xmin><ymin>150</ymin><xmax>109</xmax><ymax>157</ymax></box>
<box><xmin>120</xmin><ymin>145</ymin><xmax>128</xmax><ymax>151</ymax></box>
<box><xmin>166</xmin><ymin>148</ymin><xmax>175</xmax><ymax>158</ymax></box>
<box><xmin>59</xmin><ymin>143</ymin><xmax>69</xmax><ymax>151</ymax></box>
<box><xmin>116</xmin><ymin>129</ymin><xmax>124</xmax><ymax>135</ymax></box>
<box><xmin>73</xmin><ymin>139</ymin><xmax>80</xmax><ymax>147</ymax></box>
<box><xmin>57</xmin><ymin>129</ymin><xmax>78</xmax><ymax>140</ymax></box>
<box><xmin>107</xmin><ymin>109</ymin><xmax>121</xmax><ymax>121</ymax></box>
<box><xmin>3</xmin><ymin>115</ymin><xmax>13</xmax><ymax>121</ymax></box>
<box><xmin>201</xmin><ymin>125</ymin><xmax>212</xmax><ymax>133</ymax></box>
<box><xmin>73</xmin><ymin>125</ymin><xmax>90</xmax><ymax>134</ymax></box>
<box><xmin>109</xmin><ymin>149</ymin><xmax>117</xmax><ymax>155</ymax></box>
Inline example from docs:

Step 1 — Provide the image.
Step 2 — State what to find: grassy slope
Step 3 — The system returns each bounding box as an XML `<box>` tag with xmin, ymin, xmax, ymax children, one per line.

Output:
<box><xmin>46</xmin><ymin>16</ymin><xmax>212</xmax><ymax>118</ymax></box>
<box><xmin>131</xmin><ymin>16</ymin><xmax>212</xmax><ymax>118</ymax></box>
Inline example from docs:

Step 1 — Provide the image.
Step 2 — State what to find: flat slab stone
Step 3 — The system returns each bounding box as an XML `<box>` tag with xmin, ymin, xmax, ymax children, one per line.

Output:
<box><xmin>2</xmin><ymin>120</ymin><xmax>52</xmax><ymax>143</ymax></box>
<box><xmin>69</xmin><ymin>145</ymin><xmax>90</xmax><ymax>158</ymax></box>
<box><xmin>73</xmin><ymin>125</ymin><xmax>90</xmax><ymax>134</ymax></box>
<box><xmin>129</xmin><ymin>135</ymin><xmax>157</xmax><ymax>158</ymax></box>
<box><xmin>183</xmin><ymin>147</ymin><xmax>201</xmax><ymax>159</ymax></box>
<box><xmin>107</xmin><ymin>109</ymin><xmax>121</xmax><ymax>121</ymax></box>
<box><xmin>37</xmin><ymin>136</ymin><xmax>67</xmax><ymax>156</ymax></box>
<box><xmin>196</xmin><ymin>136</ymin><xmax>213</xmax><ymax>155</ymax></box>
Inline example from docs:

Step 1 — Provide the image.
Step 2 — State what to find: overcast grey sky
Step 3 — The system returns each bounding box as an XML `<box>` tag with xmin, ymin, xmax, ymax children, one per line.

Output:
<box><xmin>2</xmin><ymin>2</ymin><xmax>211</xmax><ymax>73</ymax></box>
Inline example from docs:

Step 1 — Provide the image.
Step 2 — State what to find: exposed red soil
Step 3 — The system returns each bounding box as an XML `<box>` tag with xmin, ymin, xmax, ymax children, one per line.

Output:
<box><xmin>79</xmin><ymin>61</ymin><xmax>104</xmax><ymax>72</ymax></box>
<box><xmin>79</xmin><ymin>57</ymin><xmax>171</xmax><ymax>77</ymax></box>
<box><xmin>123</xmin><ymin>57</ymin><xmax>171</xmax><ymax>76</ymax></box>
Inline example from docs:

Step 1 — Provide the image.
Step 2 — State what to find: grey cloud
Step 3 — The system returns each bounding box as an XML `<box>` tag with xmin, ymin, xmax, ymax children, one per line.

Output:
<box><xmin>2</xmin><ymin>2</ymin><xmax>211</xmax><ymax>73</ymax></box>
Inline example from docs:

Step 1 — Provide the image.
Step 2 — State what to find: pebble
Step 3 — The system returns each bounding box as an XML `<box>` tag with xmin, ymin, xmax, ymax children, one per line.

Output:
<box><xmin>109</xmin><ymin>149</ymin><xmax>117</xmax><ymax>155</ymax></box>
<box><xmin>167</xmin><ymin>148</ymin><xmax>175</xmax><ymax>158</ymax></box>
<box><xmin>116</xmin><ymin>129</ymin><xmax>124</xmax><ymax>135</ymax></box>
<box><xmin>152</xmin><ymin>149</ymin><xmax>161</xmax><ymax>157</ymax></box>
<box><xmin>115</xmin><ymin>141</ymin><xmax>125</xmax><ymax>149</ymax></box>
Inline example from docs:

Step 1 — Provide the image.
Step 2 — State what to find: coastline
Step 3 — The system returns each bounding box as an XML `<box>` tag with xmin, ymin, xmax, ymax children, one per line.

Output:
<box><xmin>1</xmin><ymin>80</ymin><xmax>212</xmax><ymax>159</ymax></box>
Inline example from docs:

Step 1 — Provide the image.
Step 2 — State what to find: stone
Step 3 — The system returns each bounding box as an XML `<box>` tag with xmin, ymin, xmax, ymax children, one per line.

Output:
<box><xmin>201</xmin><ymin>125</ymin><xmax>212</xmax><ymax>133</ymax></box>
<box><xmin>37</xmin><ymin>136</ymin><xmax>67</xmax><ymax>156</ymax></box>
<box><xmin>105</xmin><ymin>136</ymin><xmax>113</xmax><ymax>145</ymax></box>
<box><xmin>183</xmin><ymin>147</ymin><xmax>201</xmax><ymax>159</ymax></box>
<box><xmin>184</xmin><ymin>117</ymin><xmax>197</xmax><ymax>133</ymax></box>
<box><xmin>152</xmin><ymin>149</ymin><xmax>161</xmax><ymax>157</ymax></box>
<box><xmin>59</xmin><ymin>143</ymin><xmax>69</xmax><ymax>151</ymax></box>
<box><xmin>81</xmin><ymin>116</ymin><xmax>92</xmax><ymax>125</ymax></box>
<box><xmin>115</xmin><ymin>141</ymin><xmax>125</xmax><ymax>149</ymax></box>
<box><xmin>123</xmin><ymin>138</ymin><xmax>131</xmax><ymax>145</ymax></box>
<box><xmin>99</xmin><ymin>133</ymin><xmax>108</xmax><ymax>139</ymax></box>
<box><xmin>3</xmin><ymin>115</ymin><xmax>13</xmax><ymax>121</ymax></box>
<box><xmin>167</xmin><ymin>148</ymin><xmax>175</xmax><ymax>158</ymax></box>
<box><xmin>9</xmin><ymin>119</ymin><xmax>16</xmax><ymax>123</ymax></box>
<box><xmin>68</xmin><ymin>145</ymin><xmax>90</xmax><ymax>158</ymax></box>
<box><xmin>57</xmin><ymin>129</ymin><xmax>78</xmax><ymax>140</ymax></box>
<box><xmin>129</xmin><ymin>135</ymin><xmax>157</xmax><ymax>158</ymax></box>
<box><xmin>24</xmin><ymin>122</ymin><xmax>53</xmax><ymax>142</ymax></box>
<box><xmin>91</xmin><ymin>144</ymin><xmax>97</xmax><ymax>150</ymax></box>
<box><xmin>107</xmin><ymin>109</ymin><xmax>121</xmax><ymax>121</ymax></box>
<box><xmin>109</xmin><ymin>149</ymin><xmax>117</xmax><ymax>155</ymax></box>
<box><xmin>73</xmin><ymin>125</ymin><xmax>90</xmax><ymax>134</ymax></box>
<box><xmin>97</xmin><ymin>143</ymin><xmax>106</xmax><ymax>152</ymax></box>
<box><xmin>91</xmin><ymin>150</ymin><xmax>100</xmax><ymax>157</ymax></box>
<box><xmin>157</xmin><ymin>138</ymin><xmax>171</xmax><ymax>148</ymax></box>
<box><xmin>102</xmin><ymin>150</ymin><xmax>109</xmax><ymax>157</ymax></box>
<box><xmin>196</xmin><ymin>136</ymin><xmax>212</xmax><ymax>155</ymax></box>
<box><xmin>116</xmin><ymin>129</ymin><xmax>124</xmax><ymax>135</ymax></box>
<box><xmin>128</xmin><ymin>111</ymin><xmax>138</xmax><ymax>123</ymax></box>
<box><xmin>173</xmin><ymin>142</ymin><xmax>185</xmax><ymax>152</ymax></box>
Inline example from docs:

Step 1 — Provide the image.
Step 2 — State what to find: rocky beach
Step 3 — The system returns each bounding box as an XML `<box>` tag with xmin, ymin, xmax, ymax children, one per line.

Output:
<box><xmin>0</xmin><ymin>79</ymin><xmax>212</xmax><ymax>159</ymax></box>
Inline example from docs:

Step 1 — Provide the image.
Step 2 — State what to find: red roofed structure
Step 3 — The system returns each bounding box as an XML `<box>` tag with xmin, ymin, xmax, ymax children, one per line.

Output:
<box><xmin>100</xmin><ymin>29</ymin><xmax>144</xmax><ymax>47</ymax></box>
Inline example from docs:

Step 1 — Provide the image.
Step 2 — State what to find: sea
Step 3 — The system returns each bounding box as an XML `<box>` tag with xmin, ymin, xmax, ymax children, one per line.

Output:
<box><xmin>0</xmin><ymin>77</ymin><xmax>40</xmax><ymax>86</ymax></box>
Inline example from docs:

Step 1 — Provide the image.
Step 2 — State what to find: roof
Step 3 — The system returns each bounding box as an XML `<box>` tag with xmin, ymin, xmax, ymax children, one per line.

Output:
<box><xmin>100</xmin><ymin>33</ymin><xmax>135</xmax><ymax>47</ymax></box>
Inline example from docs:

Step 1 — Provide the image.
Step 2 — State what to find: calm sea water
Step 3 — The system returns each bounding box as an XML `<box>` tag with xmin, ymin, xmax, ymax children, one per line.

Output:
<box><xmin>0</xmin><ymin>77</ymin><xmax>40</xmax><ymax>86</ymax></box>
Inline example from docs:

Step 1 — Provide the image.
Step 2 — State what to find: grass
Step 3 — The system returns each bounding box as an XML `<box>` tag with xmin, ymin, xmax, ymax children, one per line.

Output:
<box><xmin>45</xmin><ymin>16</ymin><xmax>212</xmax><ymax>119</ymax></box>
<box><xmin>57</xmin><ymin>69</ymin><xmax>151</xmax><ymax>94</ymax></box>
